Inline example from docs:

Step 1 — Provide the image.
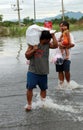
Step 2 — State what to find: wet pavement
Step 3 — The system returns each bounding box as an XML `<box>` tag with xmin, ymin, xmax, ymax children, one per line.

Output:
<box><xmin>0</xmin><ymin>31</ymin><xmax>83</xmax><ymax>130</ymax></box>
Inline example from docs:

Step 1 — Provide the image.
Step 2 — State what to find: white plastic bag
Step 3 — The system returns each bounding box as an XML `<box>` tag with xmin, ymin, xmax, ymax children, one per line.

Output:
<box><xmin>50</xmin><ymin>48</ymin><xmax>63</xmax><ymax>64</ymax></box>
<box><xmin>26</xmin><ymin>24</ymin><xmax>56</xmax><ymax>46</ymax></box>
<box><xmin>26</xmin><ymin>24</ymin><xmax>42</xmax><ymax>46</ymax></box>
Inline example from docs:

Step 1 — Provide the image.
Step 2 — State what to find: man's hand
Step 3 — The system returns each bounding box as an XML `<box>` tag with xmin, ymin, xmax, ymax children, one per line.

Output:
<box><xmin>25</xmin><ymin>45</ymin><xmax>38</xmax><ymax>60</ymax></box>
<box><xmin>33</xmin><ymin>45</ymin><xmax>38</xmax><ymax>52</ymax></box>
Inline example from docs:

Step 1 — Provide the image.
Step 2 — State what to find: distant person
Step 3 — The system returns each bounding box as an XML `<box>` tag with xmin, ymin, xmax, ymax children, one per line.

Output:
<box><xmin>54</xmin><ymin>21</ymin><xmax>75</xmax><ymax>88</ymax></box>
<box><xmin>59</xmin><ymin>21</ymin><xmax>71</xmax><ymax>59</ymax></box>
<box><xmin>25</xmin><ymin>30</ymin><xmax>58</xmax><ymax>111</ymax></box>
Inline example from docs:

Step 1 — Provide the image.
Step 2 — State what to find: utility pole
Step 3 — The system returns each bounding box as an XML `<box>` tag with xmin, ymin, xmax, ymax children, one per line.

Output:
<box><xmin>61</xmin><ymin>0</ymin><xmax>65</xmax><ymax>20</ymax></box>
<box><xmin>17</xmin><ymin>0</ymin><xmax>21</xmax><ymax>26</ymax></box>
<box><xmin>11</xmin><ymin>0</ymin><xmax>22</xmax><ymax>26</ymax></box>
<box><xmin>33</xmin><ymin>0</ymin><xmax>36</xmax><ymax>23</ymax></box>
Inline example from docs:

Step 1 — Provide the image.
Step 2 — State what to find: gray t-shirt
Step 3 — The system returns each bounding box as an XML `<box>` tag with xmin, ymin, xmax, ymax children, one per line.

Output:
<box><xmin>28</xmin><ymin>43</ymin><xmax>49</xmax><ymax>75</ymax></box>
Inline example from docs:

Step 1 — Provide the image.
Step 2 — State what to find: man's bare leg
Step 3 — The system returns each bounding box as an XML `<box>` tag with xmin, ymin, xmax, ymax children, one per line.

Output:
<box><xmin>40</xmin><ymin>90</ymin><xmax>46</xmax><ymax>99</ymax></box>
<box><xmin>26</xmin><ymin>89</ymin><xmax>33</xmax><ymax>111</ymax></box>
<box><xmin>65</xmin><ymin>71</ymin><xmax>70</xmax><ymax>82</ymax></box>
<box><xmin>58</xmin><ymin>72</ymin><xmax>64</xmax><ymax>83</ymax></box>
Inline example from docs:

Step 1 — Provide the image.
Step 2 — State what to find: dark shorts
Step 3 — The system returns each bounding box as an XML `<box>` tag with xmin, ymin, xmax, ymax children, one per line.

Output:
<box><xmin>26</xmin><ymin>72</ymin><xmax>48</xmax><ymax>90</ymax></box>
<box><xmin>56</xmin><ymin>60</ymin><xmax>71</xmax><ymax>72</ymax></box>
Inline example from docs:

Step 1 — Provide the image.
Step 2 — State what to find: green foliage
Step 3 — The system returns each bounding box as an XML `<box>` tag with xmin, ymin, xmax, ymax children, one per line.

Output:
<box><xmin>23</xmin><ymin>17</ymin><xmax>34</xmax><ymax>25</ymax></box>
<box><xmin>0</xmin><ymin>26</ymin><xmax>9</xmax><ymax>36</ymax></box>
<box><xmin>79</xmin><ymin>16</ymin><xmax>83</xmax><ymax>21</ymax></box>
<box><xmin>1</xmin><ymin>21</ymin><xmax>19</xmax><ymax>27</ymax></box>
<box><xmin>0</xmin><ymin>15</ymin><xmax>83</xmax><ymax>37</ymax></box>
<box><xmin>9</xmin><ymin>26</ymin><xmax>27</xmax><ymax>37</ymax></box>
<box><xmin>70</xmin><ymin>24</ymin><xmax>83</xmax><ymax>31</ymax></box>
<box><xmin>0</xmin><ymin>14</ymin><xmax>3</xmax><ymax>21</ymax></box>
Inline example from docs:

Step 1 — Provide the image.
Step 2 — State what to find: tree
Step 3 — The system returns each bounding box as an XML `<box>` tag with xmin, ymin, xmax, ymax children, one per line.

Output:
<box><xmin>79</xmin><ymin>16</ymin><xmax>83</xmax><ymax>21</ymax></box>
<box><xmin>23</xmin><ymin>17</ymin><xmax>34</xmax><ymax>25</ymax></box>
<box><xmin>0</xmin><ymin>15</ymin><xmax>3</xmax><ymax>22</ymax></box>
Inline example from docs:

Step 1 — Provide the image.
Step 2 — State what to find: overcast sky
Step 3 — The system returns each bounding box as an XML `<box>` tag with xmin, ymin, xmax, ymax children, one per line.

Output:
<box><xmin>0</xmin><ymin>0</ymin><xmax>83</xmax><ymax>21</ymax></box>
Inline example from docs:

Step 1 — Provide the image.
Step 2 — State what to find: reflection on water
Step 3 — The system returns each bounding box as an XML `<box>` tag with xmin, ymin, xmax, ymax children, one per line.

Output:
<box><xmin>72</xmin><ymin>30</ymin><xmax>83</xmax><ymax>43</ymax></box>
<box><xmin>0</xmin><ymin>37</ymin><xmax>27</xmax><ymax>59</ymax></box>
<box><xmin>0</xmin><ymin>38</ymin><xmax>5</xmax><ymax>52</ymax></box>
<box><xmin>0</xmin><ymin>31</ymin><xmax>83</xmax><ymax>129</ymax></box>
<box><xmin>16</xmin><ymin>38</ymin><xmax>23</xmax><ymax>60</ymax></box>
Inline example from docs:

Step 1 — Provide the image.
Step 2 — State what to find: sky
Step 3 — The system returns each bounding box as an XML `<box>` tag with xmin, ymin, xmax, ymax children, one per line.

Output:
<box><xmin>0</xmin><ymin>0</ymin><xmax>83</xmax><ymax>21</ymax></box>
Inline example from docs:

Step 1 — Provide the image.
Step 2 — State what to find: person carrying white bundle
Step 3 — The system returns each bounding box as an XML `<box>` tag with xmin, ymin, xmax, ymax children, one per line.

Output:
<box><xmin>25</xmin><ymin>29</ymin><xmax>58</xmax><ymax>111</ymax></box>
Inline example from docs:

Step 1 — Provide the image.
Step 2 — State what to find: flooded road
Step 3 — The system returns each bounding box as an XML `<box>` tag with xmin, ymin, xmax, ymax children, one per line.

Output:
<box><xmin>0</xmin><ymin>31</ymin><xmax>83</xmax><ymax>130</ymax></box>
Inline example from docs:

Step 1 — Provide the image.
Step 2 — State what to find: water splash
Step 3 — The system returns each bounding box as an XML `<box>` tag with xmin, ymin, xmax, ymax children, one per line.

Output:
<box><xmin>70</xmin><ymin>80</ymin><xmax>83</xmax><ymax>89</ymax></box>
<box><xmin>32</xmin><ymin>95</ymin><xmax>79</xmax><ymax>113</ymax></box>
<box><xmin>56</xmin><ymin>80</ymin><xmax>83</xmax><ymax>91</ymax></box>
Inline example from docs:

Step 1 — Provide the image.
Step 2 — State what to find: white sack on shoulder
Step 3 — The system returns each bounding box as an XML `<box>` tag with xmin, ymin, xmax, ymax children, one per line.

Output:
<box><xmin>26</xmin><ymin>24</ymin><xmax>56</xmax><ymax>46</ymax></box>
<box><xmin>26</xmin><ymin>24</ymin><xmax>42</xmax><ymax>46</ymax></box>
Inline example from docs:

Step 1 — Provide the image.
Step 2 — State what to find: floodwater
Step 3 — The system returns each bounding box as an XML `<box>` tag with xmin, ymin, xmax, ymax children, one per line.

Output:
<box><xmin>0</xmin><ymin>31</ymin><xmax>83</xmax><ymax>130</ymax></box>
